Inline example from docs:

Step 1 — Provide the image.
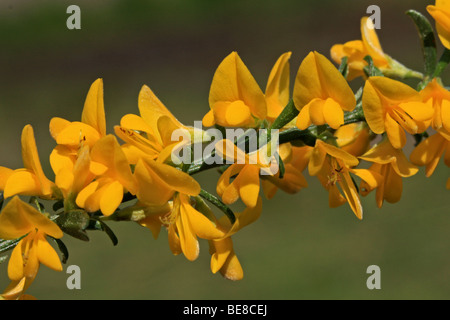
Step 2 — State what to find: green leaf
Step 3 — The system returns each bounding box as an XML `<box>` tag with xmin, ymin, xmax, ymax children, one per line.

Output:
<box><xmin>363</xmin><ymin>56</ymin><xmax>384</xmax><ymax>77</ymax></box>
<box><xmin>0</xmin><ymin>193</ymin><xmax>4</xmax><ymax>211</ymax></box>
<box><xmin>52</xmin><ymin>200</ymin><xmax>64</xmax><ymax>212</ymax></box>
<box><xmin>269</xmin><ymin>99</ymin><xmax>299</xmax><ymax>131</ymax></box>
<box><xmin>199</xmin><ymin>189</ymin><xmax>236</xmax><ymax>225</ymax></box>
<box><xmin>434</xmin><ymin>49</ymin><xmax>450</xmax><ymax>78</ymax></box>
<box><xmin>339</xmin><ymin>56</ymin><xmax>349</xmax><ymax>79</ymax></box>
<box><xmin>55</xmin><ymin>210</ymin><xmax>90</xmax><ymax>242</ymax></box>
<box><xmin>406</xmin><ymin>10</ymin><xmax>437</xmax><ymax>78</ymax></box>
<box><xmin>52</xmin><ymin>238</ymin><xmax>69</xmax><ymax>264</ymax></box>
<box><xmin>93</xmin><ymin>219</ymin><xmax>118</xmax><ymax>246</ymax></box>
<box><xmin>0</xmin><ymin>236</ymin><xmax>24</xmax><ymax>255</ymax></box>
<box><xmin>275</xmin><ymin>151</ymin><xmax>285</xmax><ymax>179</ymax></box>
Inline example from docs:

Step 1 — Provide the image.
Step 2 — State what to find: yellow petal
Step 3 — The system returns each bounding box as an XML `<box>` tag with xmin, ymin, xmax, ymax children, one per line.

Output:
<box><xmin>384</xmin><ymin>167</ymin><xmax>403</xmax><ymax>204</ymax></box>
<box><xmin>178</xmin><ymin>209</ymin><xmax>199</xmax><ymax>262</ymax></box>
<box><xmin>316</xmin><ymin>140</ymin><xmax>359</xmax><ymax>167</ymax></box>
<box><xmin>138</xmin><ymin>85</ymin><xmax>184</xmax><ymax>145</ymax></box>
<box><xmin>81</xmin><ymin>78</ymin><xmax>106</xmax><ymax>137</ymax></box>
<box><xmin>308</xmin><ymin>142</ymin><xmax>327</xmax><ymax>176</ymax></box>
<box><xmin>367</xmin><ymin>77</ymin><xmax>421</xmax><ymax>102</ymax></box>
<box><xmin>50</xmin><ymin>145</ymin><xmax>75</xmax><ymax>178</ymax></box>
<box><xmin>143</xmin><ymin>158</ymin><xmax>200</xmax><ymax>196</ymax></box>
<box><xmin>210</xmin><ymin>238</ymin><xmax>232</xmax><ymax>274</ymax></box>
<box><xmin>385</xmin><ymin>112</ymin><xmax>406</xmax><ymax>149</ymax></box>
<box><xmin>114</xmin><ymin>126</ymin><xmax>162</xmax><ymax>157</ymax></box>
<box><xmin>99</xmin><ymin>181</ymin><xmax>124</xmax><ymax>216</ymax></box>
<box><xmin>328</xmin><ymin>184</ymin><xmax>347</xmax><ymax>208</ymax></box>
<box><xmin>90</xmin><ymin>135</ymin><xmax>136</xmax><ymax>194</ymax></box>
<box><xmin>217</xmin><ymin>164</ymin><xmax>244</xmax><ymax>202</ymax></box>
<box><xmin>296</xmin><ymin>102</ymin><xmax>312</xmax><ymax>130</ymax></box>
<box><xmin>202</xmin><ymin>110</ymin><xmax>216</xmax><ymax>127</ymax></box>
<box><xmin>220</xmin><ymin>250</ymin><xmax>243</xmax><ymax>281</ymax></box>
<box><xmin>4</xmin><ymin>170</ymin><xmax>40</xmax><ymax>199</ymax></box>
<box><xmin>225</xmin><ymin>100</ymin><xmax>253</xmax><ymax>127</ymax></box>
<box><xmin>209</xmin><ymin>52</ymin><xmax>267</xmax><ymax>122</ymax></box>
<box><xmin>120</xmin><ymin>114</ymin><xmax>155</xmax><ymax>134</ymax></box>
<box><xmin>293</xmin><ymin>52</ymin><xmax>325</xmax><ymax>109</ymax></box>
<box><xmin>313</xmin><ymin>51</ymin><xmax>356</xmax><ymax>111</ymax></box>
<box><xmin>361</xmin><ymin>17</ymin><xmax>387</xmax><ymax>65</ymax></box>
<box><xmin>410</xmin><ymin>133</ymin><xmax>445</xmax><ymax>177</ymax></box>
<box><xmin>441</xmin><ymin>99</ymin><xmax>450</xmax><ymax>133</ymax></box>
<box><xmin>0</xmin><ymin>196</ymin><xmax>62</xmax><ymax>240</ymax></box>
<box><xmin>428</xmin><ymin>4</ymin><xmax>450</xmax><ymax>49</ymax></box>
<box><xmin>56</xmin><ymin>122</ymin><xmax>101</xmax><ymax>147</ymax></box>
<box><xmin>339</xmin><ymin>171</ymin><xmax>363</xmax><ymax>219</ymax></box>
<box><xmin>362</xmin><ymin>79</ymin><xmax>386</xmax><ymax>134</ymax></box>
<box><xmin>308</xmin><ymin>98</ymin><xmax>326</xmax><ymax>125</ymax></box>
<box><xmin>8</xmin><ymin>238</ymin><xmax>26</xmax><ymax>281</ymax></box>
<box><xmin>36</xmin><ymin>231</ymin><xmax>62</xmax><ymax>272</ymax></box>
<box><xmin>323</xmin><ymin>98</ymin><xmax>345</xmax><ymax>129</ymax></box>
<box><xmin>133</xmin><ymin>160</ymin><xmax>175</xmax><ymax>206</ymax></box>
<box><xmin>180</xmin><ymin>195</ymin><xmax>225</xmax><ymax>240</ymax></box>
<box><xmin>0</xmin><ymin>167</ymin><xmax>13</xmax><ymax>191</ymax></box>
<box><xmin>157</xmin><ymin>115</ymin><xmax>184</xmax><ymax>147</ymax></box>
<box><xmin>265</xmin><ymin>52</ymin><xmax>292</xmax><ymax>121</ymax></box>
<box><xmin>21</xmin><ymin>125</ymin><xmax>53</xmax><ymax>197</ymax></box>
<box><xmin>76</xmin><ymin>181</ymin><xmax>99</xmax><ymax>209</ymax></box>
<box><xmin>236</xmin><ymin>165</ymin><xmax>260</xmax><ymax>208</ymax></box>
<box><xmin>399</xmin><ymin>101</ymin><xmax>434</xmax><ymax>122</ymax></box>
<box><xmin>168</xmin><ymin>224</ymin><xmax>182</xmax><ymax>256</ymax></box>
<box><xmin>49</xmin><ymin>117</ymin><xmax>71</xmax><ymax>141</ymax></box>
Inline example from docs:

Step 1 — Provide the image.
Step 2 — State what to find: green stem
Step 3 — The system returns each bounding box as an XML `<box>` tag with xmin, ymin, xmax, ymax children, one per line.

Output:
<box><xmin>433</xmin><ymin>48</ymin><xmax>450</xmax><ymax>78</ymax></box>
<box><xmin>199</xmin><ymin>189</ymin><xmax>236</xmax><ymax>224</ymax></box>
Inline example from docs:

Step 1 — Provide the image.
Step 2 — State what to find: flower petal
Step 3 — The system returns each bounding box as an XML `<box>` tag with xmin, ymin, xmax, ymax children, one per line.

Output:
<box><xmin>21</xmin><ymin>125</ymin><xmax>53</xmax><ymax>197</ymax></box>
<box><xmin>323</xmin><ymin>98</ymin><xmax>345</xmax><ymax>129</ymax></box>
<box><xmin>265</xmin><ymin>52</ymin><xmax>292</xmax><ymax>121</ymax></box>
<box><xmin>385</xmin><ymin>112</ymin><xmax>406</xmax><ymax>149</ymax></box>
<box><xmin>36</xmin><ymin>232</ymin><xmax>63</xmax><ymax>272</ymax></box>
<box><xmin>81</xmin><ymin>78</ymin><xmax>106</xmax><ymax>137</ymax></box>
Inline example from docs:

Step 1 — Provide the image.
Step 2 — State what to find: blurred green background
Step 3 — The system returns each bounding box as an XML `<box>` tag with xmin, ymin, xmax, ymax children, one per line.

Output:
<box><xmin>0</xmin><ymin>0</ymin><xmax>449</xmax><ymax>300</ymax></box>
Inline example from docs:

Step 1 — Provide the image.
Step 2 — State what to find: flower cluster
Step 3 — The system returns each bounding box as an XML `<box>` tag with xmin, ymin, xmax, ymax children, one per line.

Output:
<box><xmin>1</xmin><ymin>2</ymin><xmax>449</xmax><ymax>299</ymax></box>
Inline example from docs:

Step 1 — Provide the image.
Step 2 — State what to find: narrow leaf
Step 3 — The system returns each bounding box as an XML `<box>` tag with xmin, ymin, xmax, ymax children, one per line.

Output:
<box><xmin>269</xmin><ymin>99</ymin><xmax>299</xmax><ymax>130</ymax></box>
<box><xmin>199</xmin><ymin>189</ymin><xmax>236</xmax><ymax>224</ymax></box>
<box><xmin>363</xmin><ymin>56</ymin><xmax>384</xmax><ymax>77</ymax></box>
<box><xmin>406</xmin><ymin>10</ymin><xmax>437</xmax><ymax>77</ymax></box>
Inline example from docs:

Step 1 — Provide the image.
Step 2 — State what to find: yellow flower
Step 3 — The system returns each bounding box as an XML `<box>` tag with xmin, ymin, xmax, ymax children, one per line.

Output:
<box><xmin>165</xmin><ymin>193</ymin><xmax>227</xmax><ymax>262</ymax></box>
<box><xmin>331</xmin><ymin>17</ymin><xmax>389</xmax><ymax>80</ymax></box>
<box><xmin>115</xmin><ymin>85</ymin><xmax>206</xmax><ymax>164</ymax></box>
<box><xmin>410</xmin><ymin>130</ymin><xmax>450</xmax><ymax>178</ymax></box>
<box><xmin>362</xmin><ymin>76</ymin><xmax>434</xmax><ymax>149</ymax></box>
<box><xmin>202</xmin><ymin>52</ymin><xmax>267</xmax><ymax>128</ymax></box>
<box><xmin>427</xmin><ymin>0</ymin><xmax>450</xmax><ymax>49</ymax></box>
<box><xmin>209</xmin><ymin>237</ymin><xmax>243</xmax><ymax>281</ymax></box>
<box><xmin>359</xmin><ymin>139</ymin><xmax>419</xmax><ymax>208</ymax></box>
<box><xmin>293</xmin><ymin>51</ymin><xmax>356</xmax><ymax>130</ymax></box>
<box><xmin>0</xmin><ymin>125</ymin><xmax>54</xmax><ymax>199</ymax></box>
<box><xmin>1</xmin><ymin>277</ymin><xmax>36</xmax><ymax>300</ymax></box>
<box><xmin>261</xmin><ymin>144</ymin><xmax>310</xmax><ymax>199</ymax></box>
<box><xmin>133</xmin><ymin>156</ymin><xmax>200</xmax><ymax>207</ymax></box>
<box><xmin>0</xmin><ymin>197</ymin><xmax>63</xmax><ymax>282</ymax></box>
<box><xmin>50</xmin><ymin>78</ymin><xmax>106</xmax><ymax>150</ymax></box>
<box><xmin>420</xmin><ymin>78</ymin><xmax>450</xmax><ymax>133</ymax></box>
<box><xmin>75</xmin><ymin>135</ymin><xmax>137</xmax><ymax>216</ymax></box>
<box><xmin>335</xmin><ymin>122</ymin><xmax>372</xmax><ymax>157</ymax></box>
<box><xmin>265</xmin><ymin>52</ymin><xmax>292</xmax><ymax>123</ymax></box>
<box><xmin>309</xmin><ymin>140</ymin><xmax>379</xmax><ymax>219</ymax></box>
<box><xmin>50</xmin><ymin>78</ymin><xmax>106</xmax><ymax>196</ymax></box>
<box><xmin>215</xmin><ymin>139</ymin><xmax>279</xmax><ymax>209</ymax></box>
<box><xmin>208</xmin><ymin>197</ymin><xmax>262</xmax><ymax>280</ymax></box>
